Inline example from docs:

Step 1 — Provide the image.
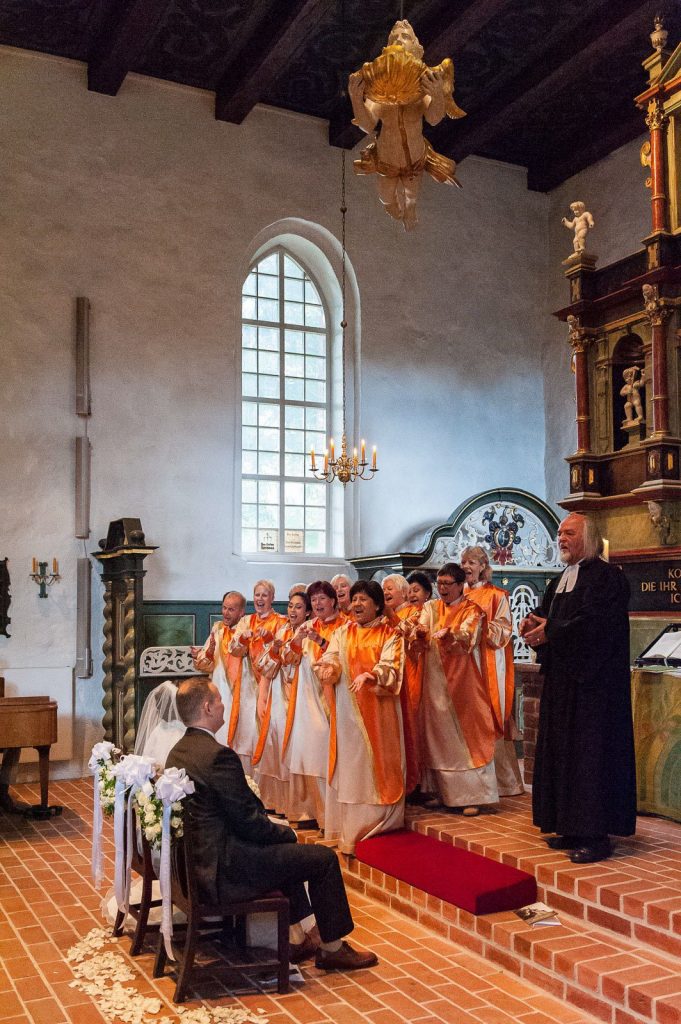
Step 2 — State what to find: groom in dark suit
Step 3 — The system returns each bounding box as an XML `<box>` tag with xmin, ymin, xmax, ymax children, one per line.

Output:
<box><xmin>166</xmin><ymin>676</ymin><xmax>377</xmax><ymax>970</ymax></box>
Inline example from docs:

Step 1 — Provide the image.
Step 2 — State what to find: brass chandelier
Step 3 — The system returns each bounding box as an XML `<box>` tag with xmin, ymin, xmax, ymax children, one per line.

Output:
<box><xmin>309</xmin><ymin>149</ymin><xmax>378</xmax><ymax>485</ymax></box>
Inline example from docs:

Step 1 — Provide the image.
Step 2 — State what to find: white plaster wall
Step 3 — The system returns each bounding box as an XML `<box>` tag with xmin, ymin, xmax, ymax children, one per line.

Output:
<box><xmin>544</xmin><ymin>135</ymin><xmax>651</xmax><ymax>508</ymax></box>
<box><xmin>1</xmin><ymin>48</ymin><xmax>548</xmax><ymax>777</ymax></box>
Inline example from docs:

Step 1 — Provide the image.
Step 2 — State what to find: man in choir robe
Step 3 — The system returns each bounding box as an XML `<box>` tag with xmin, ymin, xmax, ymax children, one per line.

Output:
<box><xmin>191</xmin><ymin>590</ymin><xmax>246</xmax><ymax>745</ymax></box>
<box><xmin>414</xmin><ymin>563</ymin><xmax>498</xmax><ymax>815</ymax></box>
<box><xmin>521</xmin><ymin>513</ymin><xmax>636</xmax><ymax>864</ymax></box>
<box><xmin>166</xmin><ymin>677</ymin><xmax>378</xmax><ymax>970</ymax></box>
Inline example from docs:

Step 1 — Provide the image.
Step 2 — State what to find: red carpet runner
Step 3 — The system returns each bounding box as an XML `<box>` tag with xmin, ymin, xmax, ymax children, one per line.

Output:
<box><xmin>355</xmin><ymin>829</ymin><xmax>537</xmax><ymax>915</ymax></box>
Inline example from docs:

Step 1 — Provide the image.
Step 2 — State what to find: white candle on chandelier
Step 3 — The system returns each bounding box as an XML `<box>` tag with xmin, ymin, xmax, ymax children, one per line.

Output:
<box><xmin>310</xmin><ymin>447</ymin><xmax>317</xmax><ymax>470</ymax></box>
<box><xmin>372</xmin><ymin>446</ymin><xmax>377</xmax><ymax>470</ymax></box>
<box><xmin>323</xmin><ymin>449</ymin><xmax>329</xmax><ymax>474</ymax></box>
<box><xmin>329</xmin><ymin>438</ymin><xmax>335</xmax><ymax>462</ymax></box>
<box><xmin>353</xmin><ymin>447</ymin><xmax>358</xmax><ymax>470</ymax></box>
<box><xmin>361</xmin><ymin>439</ymin><xmax>366</xmax><ymax>463</ymax></box>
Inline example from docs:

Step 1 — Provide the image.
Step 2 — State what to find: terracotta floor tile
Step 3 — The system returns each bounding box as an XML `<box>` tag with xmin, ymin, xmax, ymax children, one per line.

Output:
<box><xmin>63</xmin><ymin>1003</ymin><xmax>108</xmax><ymax>1024</ymax></box>
<box><xmin>4</xmin><ymin>957</ymin><xmax>39</xmax><ymax>980</ymax></box>
<box><xmin>0</xmin><ymin>991</ymin><xmax>25</xmax><ymax>1018</ymax></box>
<box><xmin>13</xmin><ymin>976</ymin><xmax>51</xmax><ymax>1002</ymax></box>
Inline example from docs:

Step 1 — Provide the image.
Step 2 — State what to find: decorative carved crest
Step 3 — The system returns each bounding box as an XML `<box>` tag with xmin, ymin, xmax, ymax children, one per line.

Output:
<box><xmin>139</xmin><ymin>646</ymin><xmax>205</xmax><ymax>677</ymax></box>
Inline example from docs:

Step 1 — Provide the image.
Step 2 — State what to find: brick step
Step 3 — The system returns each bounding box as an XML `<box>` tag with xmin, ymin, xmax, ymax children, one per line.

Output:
<box><xmin>341</xmin><ymin>847</ymin><xmax>681</xmax><ymax>1024</ymax></box>
<box><xmin>407</xmin><ymin>798</ymin><xmax>681</xmax><ymax>963</ymax></box>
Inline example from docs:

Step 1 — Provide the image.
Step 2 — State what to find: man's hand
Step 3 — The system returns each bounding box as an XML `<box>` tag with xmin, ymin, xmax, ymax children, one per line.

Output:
<box><xmin>348</xmin><ymin>671</ymin><xmax>376</xmax><ymax>693</ymax></box>
<box><xmin>520</xmin><ymin>613</ymin><xmax>547</xmax><ymax>647</ymax></box>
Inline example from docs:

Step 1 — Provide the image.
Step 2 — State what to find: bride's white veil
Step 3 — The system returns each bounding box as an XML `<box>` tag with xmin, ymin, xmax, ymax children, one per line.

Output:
<box><xmin>134</xmin><ymin>680</ymin><xmax>186</xmax><ymax>769</ymax></box>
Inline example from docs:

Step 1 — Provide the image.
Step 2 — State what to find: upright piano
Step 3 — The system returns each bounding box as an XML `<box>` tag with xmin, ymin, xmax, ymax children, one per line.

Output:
<box><xmin>0</xmin><ymin>678</ymin><xmax>58</xmax><ymax>811</ymax></box>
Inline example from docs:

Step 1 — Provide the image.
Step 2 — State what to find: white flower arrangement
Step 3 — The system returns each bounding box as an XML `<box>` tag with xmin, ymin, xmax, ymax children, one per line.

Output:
<box><xmin>88</xmin><ymin>742</ymin><xmax>120</xmax><ymax>817</ymax></box>
<box><xmin>133</xmin><ymin>784</ymin><xmax>184</xmax><ymax>850</ymax></box>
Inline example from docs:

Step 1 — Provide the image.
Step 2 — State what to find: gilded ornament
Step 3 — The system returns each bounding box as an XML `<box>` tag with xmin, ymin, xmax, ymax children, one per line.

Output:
<box><xmin>349</xmin><ymin>19</ymin><xmax>466</xmax><ymax>230</ymax></box>
<box><xmin>645</xmin><ymin>98</ymin><xmax>666</xmax><ymax>132</ymax></box>
<box><xmin>640</xmin><ymin>140</ymin><xmax>652</xmax><ymax>188</ymax></box>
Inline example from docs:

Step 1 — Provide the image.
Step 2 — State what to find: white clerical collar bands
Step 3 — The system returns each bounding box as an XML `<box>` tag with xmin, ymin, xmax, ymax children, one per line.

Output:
<box><xmin>555</xmin><ymin>562</ymin><xmax>580</xmax><ymax>594</ymax></box>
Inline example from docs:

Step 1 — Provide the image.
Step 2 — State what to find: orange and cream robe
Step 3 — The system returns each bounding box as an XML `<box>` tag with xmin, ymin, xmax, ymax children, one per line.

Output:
<box><xmin>417</xmin><ymin>597</ymin><xmax>499</xmax><ymax>808</ymax></box>
<box><xmin>251</xmin><ymin>623</ymin><xmax>295</xmax><ymax>815</ymax></box>
<box><xmin>314</xmin><ymin>617</ymin><xmax>405</xmax><ymax>854</ymax></box>
<box><xmin>228</xmin><ymin>610</ymin><xmax>287</xmax><ymax>777</ymax></box>
<box><xmin>281</xmin><ymin>612</ymin><xmax>348</xmax><ymax>828</ymax></box>
<box><xmin>465</xmin><ymin>581</ymin><xmax>524</xmax><ymax>796</ymax></box>
<box><xmin>194</xmin><ymin>621</ymin><xmax>242</xmax><ymax>747</ymax></box>
<box><xmin>390</xmin><ymin>604</ymin><xmax>424</xmax><ymax>795</ymax></box>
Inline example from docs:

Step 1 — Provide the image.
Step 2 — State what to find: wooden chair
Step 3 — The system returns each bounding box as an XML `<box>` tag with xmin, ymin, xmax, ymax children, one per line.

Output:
<box><xmin>153</xmin><ymin>813</ymin><xmax>290</xmax><ymax>1002</ymax></box>
<box><xmin>112</xmin><ymin>810</ymin><xmax>162</xmax><ymax>956</ymax></box>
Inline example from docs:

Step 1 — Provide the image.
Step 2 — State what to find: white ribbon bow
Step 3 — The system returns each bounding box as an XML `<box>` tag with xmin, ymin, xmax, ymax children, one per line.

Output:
<box><xmin>111</xmin><ymin>755</ymin><xmax>157</xmax><ymax>916</ymax></box>
<box><xmin>155</xmin><ymin>767</ymin><xmax>195</xmax><ymax>960</ymax></box>
<box><xmin>89</xmin><ymin>742</ymin><xmax>116</xmax><ymax>889</ymax></box>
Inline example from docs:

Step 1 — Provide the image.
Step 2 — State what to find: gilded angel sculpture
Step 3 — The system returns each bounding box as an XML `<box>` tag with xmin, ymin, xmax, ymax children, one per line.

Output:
<box><xmin>348</xmin><ymin>19</ymin><xmax>466</xmax><ymax>230</ymax></box>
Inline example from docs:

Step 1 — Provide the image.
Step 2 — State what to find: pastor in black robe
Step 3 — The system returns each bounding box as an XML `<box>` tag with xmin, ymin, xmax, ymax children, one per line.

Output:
<box><xmin>533</xmin><ymin>557</ymin><xmax>637</xmax><ymax>838</ymax></box>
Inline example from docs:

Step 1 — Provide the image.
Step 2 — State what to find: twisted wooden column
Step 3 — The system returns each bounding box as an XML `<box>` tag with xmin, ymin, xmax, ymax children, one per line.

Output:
<box><xmin>643</xmin><ymin>283</ymin><xmax>672</xmax><ymax>437</ymax></box>
<box><xmin>101</xmin><ymin>581</ymin><xmax>114</xmax><ymax>742</ymax></box>
<box><xmin>121</xmin><ymin>583</ymin><xmax>136</xmax><ymax>752</ymax></box>
<box><xmin>568</xmin><ymin>315</ymin><xmax>591</xmax><ymax>454</ymax></box>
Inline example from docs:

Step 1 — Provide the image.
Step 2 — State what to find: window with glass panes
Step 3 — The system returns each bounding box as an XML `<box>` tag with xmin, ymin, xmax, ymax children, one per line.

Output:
<box><xmin>241</xmin><ymin>250</ymin><xmax>329</xmax><ymax>555</ymax></box>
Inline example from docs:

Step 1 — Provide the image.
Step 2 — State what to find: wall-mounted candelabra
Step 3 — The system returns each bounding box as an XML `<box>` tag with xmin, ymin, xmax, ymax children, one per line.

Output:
<box><xmin>30</xmin><ymin>558</ymin><xmax>61</xmax><ymax>599</ymax></box>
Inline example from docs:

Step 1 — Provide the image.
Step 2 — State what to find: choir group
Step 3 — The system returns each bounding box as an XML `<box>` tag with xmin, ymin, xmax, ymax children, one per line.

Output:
<box><xmin>176</xmin><ymin>547</ymin><xmax>524</xmax><ymax>856</ymax></box>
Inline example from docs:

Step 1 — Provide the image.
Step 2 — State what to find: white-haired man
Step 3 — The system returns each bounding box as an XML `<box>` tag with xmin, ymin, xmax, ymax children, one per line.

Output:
<box><xmin>521</xmin><ymin>513</ymin><xmax>636</xmax><ymax>863</ymax></box>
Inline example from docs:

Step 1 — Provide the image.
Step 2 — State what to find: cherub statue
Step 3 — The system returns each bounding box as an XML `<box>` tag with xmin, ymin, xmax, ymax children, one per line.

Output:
<box><xmin>348</xmin><ymin>19</ymin><xmax>466</xmax><ymax>230</ymax></box>
<box><xmin>562</xmin><ymin>201</ymin><xmax>594</xmax><ymax>259</ymax></box>
<box><xmin>620</xmin><ymin>365</ymin><xmax>646</xmax><ymax>425</ymax></box>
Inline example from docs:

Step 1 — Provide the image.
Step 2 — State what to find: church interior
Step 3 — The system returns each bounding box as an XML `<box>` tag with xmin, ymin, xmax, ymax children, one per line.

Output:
<box><xmin>2</xmin><ymin>1</ymin><xmax>681</xmax><ymax>1023</ymax></box>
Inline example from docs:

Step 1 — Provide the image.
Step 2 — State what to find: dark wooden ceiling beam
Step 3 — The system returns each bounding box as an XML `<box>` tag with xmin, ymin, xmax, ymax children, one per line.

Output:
<box><xmin>87</xmin><ymin>0</ymin><xmax>172</xmax><ymax>96</ymax></box>
<box><xmin>441</xmin><ymin>0</ymin><xmax>658</xmax><ymax>163</ymax></box>
<box><xmin>329</xmin><ymin>0</ymin><xmax>516</xmax><ymax>149</ymax></box>
<box><xmin>422</xmin><ymin>0</ymin><xmax>518</xmax><ymax>64</ymax></box>
<box><xmin>527</xmin><ymin>109</ymin><xmax>646</xmax><ymax>192</ymax></box>
<box><xmin>215</xmin><ymin>0</ymin><xmax>335</xmax><ymax>125</ymax></box>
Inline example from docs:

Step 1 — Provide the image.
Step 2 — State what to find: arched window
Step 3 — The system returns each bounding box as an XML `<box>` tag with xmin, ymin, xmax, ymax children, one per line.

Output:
<box><xmin>240</xmin><ymin>248</ymin><xmax>331</xmax><ymax>556</ymax></box>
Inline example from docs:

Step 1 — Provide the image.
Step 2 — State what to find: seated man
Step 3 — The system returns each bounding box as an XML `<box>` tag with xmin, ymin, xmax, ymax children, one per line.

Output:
<box><xmin>166</xmin><ymin>676</ymin><xmax>378</xmax><ymax>971</ymax></box>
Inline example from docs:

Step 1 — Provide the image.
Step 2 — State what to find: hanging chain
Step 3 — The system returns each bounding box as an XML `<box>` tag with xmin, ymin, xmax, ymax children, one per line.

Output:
<box><xmin>340</xmin><ymin>148</ymin><xmax>347</xmax><ymax>435</ymax></box>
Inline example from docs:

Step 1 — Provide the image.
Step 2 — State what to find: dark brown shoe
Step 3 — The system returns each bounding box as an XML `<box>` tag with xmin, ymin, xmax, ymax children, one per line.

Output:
<box><xmin>289</xmin><ymin>934</ymin><xmax>318</xmax><ymax>964</ymax></box>
<box><xmin>569</xmin><ymin>839</ymin><xmax>612</xmax><ymax>864</ymax></box>
<box><xmin>315</xmin><ymin>940</ymin><xmax>378</xmax><ymax>971</ymax></box>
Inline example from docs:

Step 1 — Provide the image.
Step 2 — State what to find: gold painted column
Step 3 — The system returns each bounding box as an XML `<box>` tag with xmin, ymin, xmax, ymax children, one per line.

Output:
<box><xmin>643</xmin><ymin>283</ymin><xmax>671</xmax><ymax>438</ymax></box>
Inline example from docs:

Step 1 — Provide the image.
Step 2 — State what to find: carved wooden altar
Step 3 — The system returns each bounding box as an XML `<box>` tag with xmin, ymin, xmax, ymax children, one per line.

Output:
<box><xmin>555</xmin><ymin>23</ymin><xmax>681</xmax><ymax>655</ymax></box>
<box><xmin>92</xmin><ymin>519</ymin><xmax>156</xmax><ymax>751</ymax></box>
